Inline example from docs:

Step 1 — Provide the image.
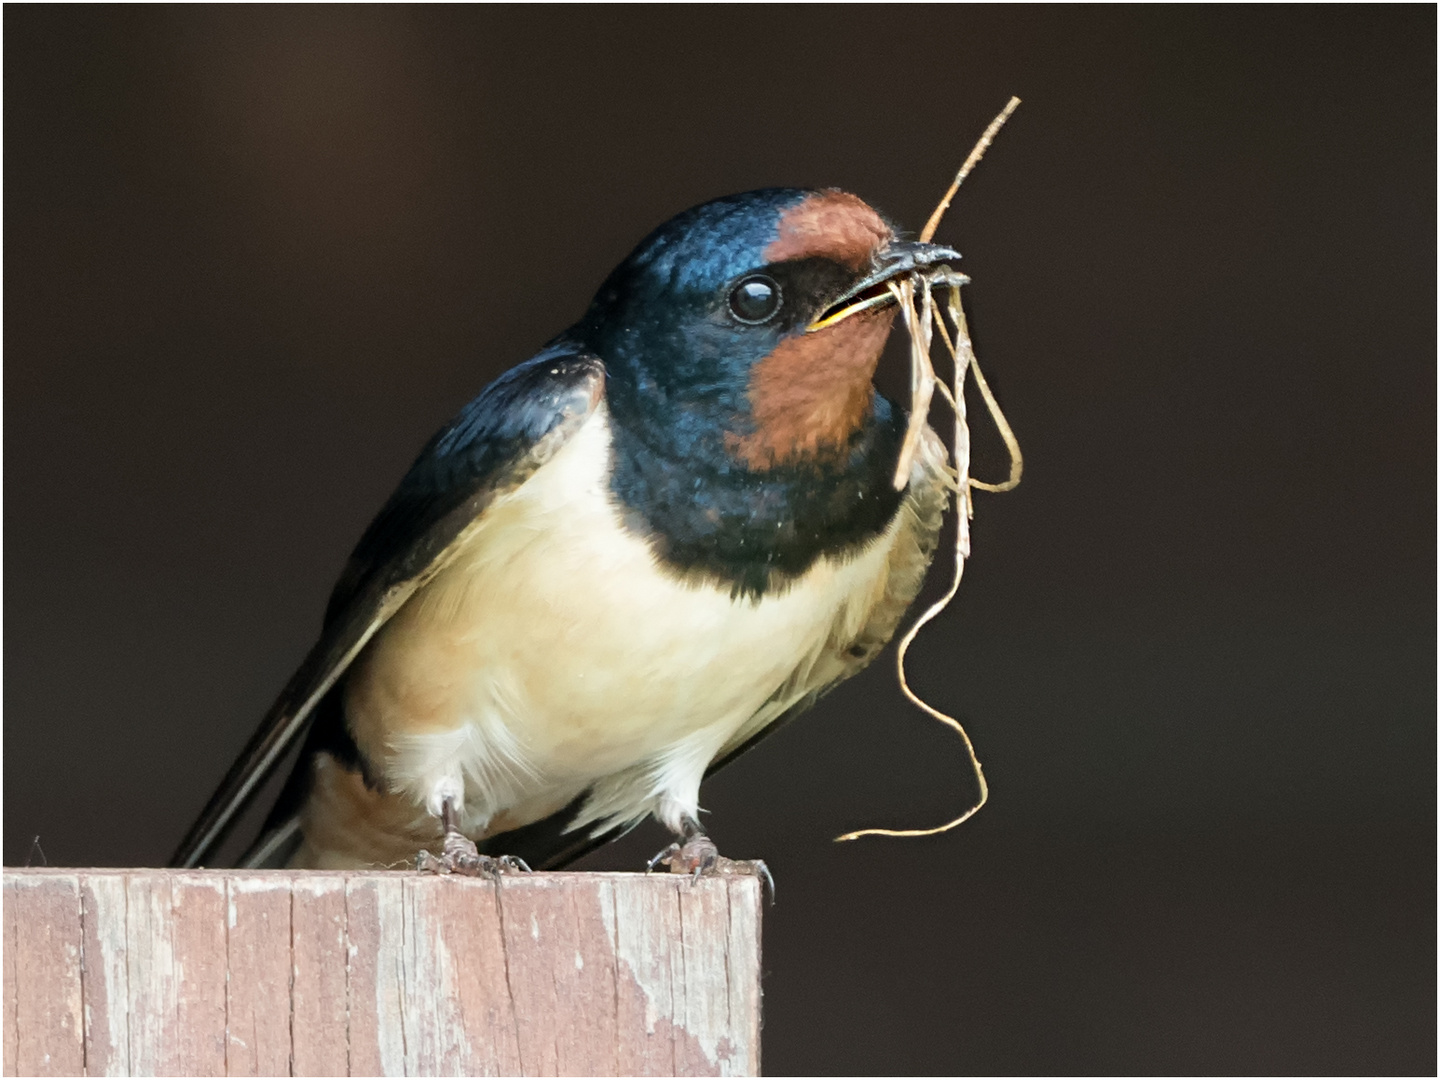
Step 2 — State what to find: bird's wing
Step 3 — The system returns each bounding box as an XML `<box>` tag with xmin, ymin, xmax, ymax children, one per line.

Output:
<box><xmin>170</xmin><ymin>343</ymin><xmax>606</xmax><ymax>868</ymax></box>
<box><xmin>483</xmin><ymin>428</ymin><xmax>952</xmax><ymax>871</ymax></box>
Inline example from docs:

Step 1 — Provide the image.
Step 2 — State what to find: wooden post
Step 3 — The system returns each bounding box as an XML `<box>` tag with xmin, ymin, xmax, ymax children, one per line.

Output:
<box><xmin>2</xmin><ymin>869</ymin><xmax>762</xmax><ymax>1077</ymax></box>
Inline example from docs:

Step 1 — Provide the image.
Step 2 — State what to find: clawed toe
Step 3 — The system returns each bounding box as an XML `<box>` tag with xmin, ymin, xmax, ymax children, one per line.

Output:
<box><xmin>647</xmin><ymin>834</ymin><xmax>773</xmax><ymax>899</ymax></box>
<box><xmin>416</xmin><ymin>848</ymin><xmax>532</xmax><ymax>878</ymax></box>
<box><xmin>745</xmin><ymin>858</ymin><xmax>776</xmax><ymax>902</ymax></box>
<box><xmin>649</xmin><ymin>833</ymin><xmax>719</xmax><ymax>880</ymax></box>
<box><xmin>416</xmin><ymin>827</ymin><xmax>530</xmax><ymax>878</ymax></box>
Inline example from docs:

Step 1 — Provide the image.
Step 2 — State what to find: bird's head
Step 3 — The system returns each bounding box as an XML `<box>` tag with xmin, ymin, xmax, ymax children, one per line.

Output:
<box><xmin>574</xmin><ymin>188</ymin><xmax>960</xmax><ymax>470</ymax></box>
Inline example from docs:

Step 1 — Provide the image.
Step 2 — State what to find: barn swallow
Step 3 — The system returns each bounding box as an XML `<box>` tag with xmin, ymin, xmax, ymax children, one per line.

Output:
<box><xmin>171</xmin><ymin>188</ymin><xmax>962</xmax><ymax>878</ymax></box>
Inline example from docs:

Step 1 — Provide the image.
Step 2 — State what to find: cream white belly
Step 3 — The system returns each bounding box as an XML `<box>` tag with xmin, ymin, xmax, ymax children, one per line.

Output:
<box><xmin>342</xmin><ymin>406</ymin><xmax>901</xmax><ymax>837</ymax></box>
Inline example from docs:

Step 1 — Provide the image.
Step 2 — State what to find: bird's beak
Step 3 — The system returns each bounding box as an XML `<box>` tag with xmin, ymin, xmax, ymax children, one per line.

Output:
<box><xmin>807</xmin><ymin>241</ymin><xmax>964</xmax><ymax>333</ymax></box>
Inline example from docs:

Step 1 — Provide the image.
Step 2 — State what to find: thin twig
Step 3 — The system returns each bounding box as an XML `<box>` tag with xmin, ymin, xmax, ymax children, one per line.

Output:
<box><xmin>889</xmin><ymin>279</ymin><xmax>939</xmax><ymax>490</ymax></box>
<box><xmin>935</xmin><ymin>290</ymin><xmax>1023</xmax><ymax>493</ymax></box>
<box><xmin>919</xmin><ymin>96</ymin><xmax>1021</xmax><ymax>244</ymax></box>
<box><xmin>837</xmin><ymin>281</ymin><xmax>989</xmax><ymax>841</ymax></box>
<box><xmin>838</xmin><ymin>98</ymin><xmax>1024</xmax><ymax>840</ymax></box>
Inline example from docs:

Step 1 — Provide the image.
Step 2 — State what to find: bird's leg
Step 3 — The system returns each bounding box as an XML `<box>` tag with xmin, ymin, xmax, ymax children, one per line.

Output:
<box><xmin>415</xmin><ymin>798</ymin><xmax>530</xmax><ymax>877</ymax></box>
<box><xmin>648</xmin><ymin>815</ymin><xmax>774</xmax><ymax>899</ymax></box>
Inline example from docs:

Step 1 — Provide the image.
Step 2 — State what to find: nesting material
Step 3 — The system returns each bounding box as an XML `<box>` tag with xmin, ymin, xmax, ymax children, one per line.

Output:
<box><xmin>837</xmin><ymin>99</ymin><xmax>1023</xmax><ymax>842</ymax></box>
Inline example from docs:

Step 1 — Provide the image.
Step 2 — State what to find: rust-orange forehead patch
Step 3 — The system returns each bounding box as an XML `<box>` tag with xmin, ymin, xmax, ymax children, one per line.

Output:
<box><xmin>764</xmin><ymin>190</ymin><xmax>891</xmax><ymax>270</ymax></box>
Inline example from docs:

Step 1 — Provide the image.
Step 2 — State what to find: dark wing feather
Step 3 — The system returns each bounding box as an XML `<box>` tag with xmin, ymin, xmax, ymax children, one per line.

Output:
<box><xmin>170</xmin><ymin>343</ymin><xmax>605</xmax><ymax>868</ymax></box>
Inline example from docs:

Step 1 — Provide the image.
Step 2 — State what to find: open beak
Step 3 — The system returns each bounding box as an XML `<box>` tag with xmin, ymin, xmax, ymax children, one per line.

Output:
<box><xmin>807</xmin><ymin>241</ymin><xmax>963</xmax><ymax>332</ymax></box>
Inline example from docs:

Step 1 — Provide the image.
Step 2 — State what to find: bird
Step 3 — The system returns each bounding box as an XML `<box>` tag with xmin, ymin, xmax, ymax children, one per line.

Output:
<box><xmin>171</xmin><ymin>186</ymin><xmax>964</xmax><ymax>878</ymax></box>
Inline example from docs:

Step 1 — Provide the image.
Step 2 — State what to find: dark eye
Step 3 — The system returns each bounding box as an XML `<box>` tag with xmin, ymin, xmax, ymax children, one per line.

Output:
<box><xmin>728</xmin><ymin>275</ymin><xmax>782</xmax><ymax>324</ymax></box>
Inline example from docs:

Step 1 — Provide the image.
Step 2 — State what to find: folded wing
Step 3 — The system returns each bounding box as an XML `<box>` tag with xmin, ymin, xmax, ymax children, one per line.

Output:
<box><xmin>170</xmin><ymin>343</ymin><xmax>605</xmax><ymax>868</ymax></box>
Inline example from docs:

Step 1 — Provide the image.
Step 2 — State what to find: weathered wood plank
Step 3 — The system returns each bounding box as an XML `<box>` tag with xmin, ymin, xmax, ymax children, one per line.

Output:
<box><xmin>224</xmin><ymin>875</ymin><xmax>291</xmax><ymax>1077</ymax></box>
<box><xmin>342</xmin><ymin>874</ymin><xmax>404</xmax><ymax>1078</ymax></box>
<box><xmin>290</xmin><ymin>877</ymin><xmax>348</xmax><ymax>1077</ymax></box>
<box><xmin>612</xmin><ymin>873</ymin><xmax>687</xmax><ymax>1076</ymax></box>
<box><xmin>123</xmin><ymin>873</ymin><xmax>173</xmax><ymax>1076</ymax></box>
<box><xmin>677</xmin><ymin>883</ymin><xmax>730</xmax><ymax>1075</ymax></box>
<box><xmin>401</xmin><ymin>873</ymin><xmax>523</xmax><ymax>1076</ymax></box>
<box><xmin>4</xmin><ymin>875</ymin><xmax>84</xmax><ymax>1077</ymax></box>
<box><xmin>171</xmin><ymin>875</ymin><xmax>228</xmax><ymax>1076</ymax></box>
<box><xmin>3</xmin><ymin>869</ymin><xmax>762</xmax><ymax>1077</ymax></box>
<box><xmin>723</xmin><ymin>875</ymin><xmax>763</xmax><ymax>1074</ymax></box>
<box><xmin>79</xmin><ymin>874</ymin><xmax>129</xmax><ymax>1076</ymax></box>
<box><xmin>4</xmin><ymin>876</ymin><xmax>19</xmax><ymax>1078</ymax></box>
<box><xmin>496</xmin><ymin>874</ymin><xmax>623</xmax><ymax>1075</ymax></box>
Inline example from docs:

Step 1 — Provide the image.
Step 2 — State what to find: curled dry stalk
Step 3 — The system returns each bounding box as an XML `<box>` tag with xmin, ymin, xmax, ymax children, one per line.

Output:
<box><xmin>836</xmin><ymin>98</ymin><xmax>1024</xmax><ymax>843</ymax></box>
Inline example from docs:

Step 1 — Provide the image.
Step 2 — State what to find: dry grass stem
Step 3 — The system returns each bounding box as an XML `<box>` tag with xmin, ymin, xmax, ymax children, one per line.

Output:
<box><xmin>919</xmin><ymin>96</ymin><xmax>1022</xmax><ymax>244</ymax></box>
<box><xmin>837</xmin><ymin>99</ymin><xmax>1023</xmax><ymax>842</ymax></box>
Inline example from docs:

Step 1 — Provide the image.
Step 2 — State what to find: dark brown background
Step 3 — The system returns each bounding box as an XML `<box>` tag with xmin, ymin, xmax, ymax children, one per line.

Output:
<box><xmin>6</xmin><ymin>7</ymin><xmax>1434</xmax><ymax>1074</ymax></box>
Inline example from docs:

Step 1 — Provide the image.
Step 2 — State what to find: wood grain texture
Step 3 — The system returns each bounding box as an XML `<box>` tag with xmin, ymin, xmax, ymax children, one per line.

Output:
<box><xmin>3</xmin><ymin>870</ymin><xmax>762</xmax><ymax>1077</ymax></box>
<box><xmin>497</xmin><ymin>875</ymin><xmax>622</xmax><ymax>1075</ymax></box>
<box><xmin>78</xmin><ymin>875</ymin><xmax>129</xmax><ymax>1076</ymax></box>
<box><xmin>224</xmin><ymin>877</ymin><xmax>291</xmax><ymax>1077</ymax></box>
<box><xmin>289</xmin><ymin>877</ymin><xmax>347</xmax><ymax>1077</ymax></box>
<box><xmin>4</xmin><ymin>875</ymin><xmax>84</xmax><ymax>1077</ymax></box>
<box><xmin>171</xmin><ymin>875</ymin><xmax>229</xmax><ymax>1076</ymax></box>
<box><xmin>4</xmin><ymin>878</ymin><xmax>19</xmax><ymax>1078</ymax></box>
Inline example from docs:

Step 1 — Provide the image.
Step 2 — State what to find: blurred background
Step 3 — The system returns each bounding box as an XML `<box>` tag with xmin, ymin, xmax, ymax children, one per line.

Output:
<box><xmin>5</xmin><ymin>7</ymin><xmax>1433</xmax><ymax>1074</ymax></box>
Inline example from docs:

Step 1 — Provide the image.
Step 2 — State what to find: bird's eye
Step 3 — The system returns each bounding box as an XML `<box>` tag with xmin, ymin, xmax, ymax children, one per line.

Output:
<box><xmin>728</xmin><ymin>275</ymin><xmax>782</xmax><ymax>324</ymax></box>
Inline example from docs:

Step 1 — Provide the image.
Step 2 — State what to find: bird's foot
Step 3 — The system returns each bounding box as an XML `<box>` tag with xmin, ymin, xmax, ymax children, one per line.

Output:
<box><xmin>416</xmin><ymin>829</ymin><xmax>530</xmax><ymax>878</ymax></box>
<box><xmin>648</xmin><ymin>832</ymin><xmax>718</xmax><ymax>877</ymax></box>
<box><xmin>647</xmin><ymin>834</ymin><xmax>774</xmax><ymax>901</ymax></box>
